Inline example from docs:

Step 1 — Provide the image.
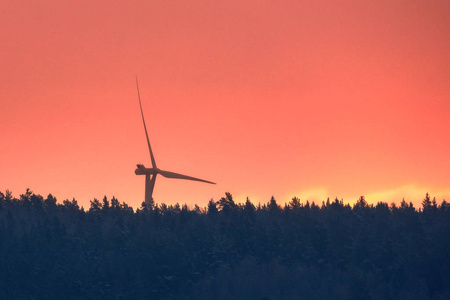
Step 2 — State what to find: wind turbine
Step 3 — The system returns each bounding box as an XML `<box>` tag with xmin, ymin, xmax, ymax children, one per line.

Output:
<box><xmin>134</xmin><ymin>78</ymin><xmax>215</xmax><ymax>207</ymax></box>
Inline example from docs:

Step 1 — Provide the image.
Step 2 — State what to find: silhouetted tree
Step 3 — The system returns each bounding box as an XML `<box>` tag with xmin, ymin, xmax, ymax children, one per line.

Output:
<box><xmin>289</xmin><ymin>197</ymin><xmax>302</xmax><ymax>210</ymax></box>
<box><xmin>207</xmin><ymin>199</ymin><xmax>218</xmax><ymax>215</ymax></box>
<box><xmin>304</xmin><ymin>200</ymin><xmax>311</xmax><ymax>210</ymax></box>
<box><xmin>30</xmin><ymin>193</ymin><xmax>44</xmax><ymax>209</ymax></box>
<box><xmin>102</xmin><ymin>196</ymin><xmax>110</xmax><ymax>211</ymax></box>
<box><xmin>110</xmin><ymin>196</ymin><xmax>120</xmax><ymax>210</ymax></box>
<box><xmin>267</xmin><ymin>196</ymin><xmax>280</xmax><ymax>212</ymax></box>
<box><xmin>375</xmin><ymin>201</ymin><xmax>389</xmax><ymax>213</ymax></box>
<box><xmin>422</xmin><ymin>192</ymin><xmax>432</xmax><ymax>210</ymax></box>
<box><xmin>193</xmin><ymin>204</ymin><xmax>202</xmax><ymax>214</ymax></box>
<box><xmin>4</xmin><ymin>189</ymin><xmax>13</xmax><ymax>203</ymax></box>
<box><xmin>217</xmin><ymin>192</ymin><xmax>236</xmax><ymax>213</ymax></box>
<box><xmin>63</xmin><ymin>198</ymin><xmax>79</xmax><ymax>211</ymax></box>
<box><xmin>89</xmin><ymin>198</ymin><xmax>102</xmax><ymax>212</ymax></box>
<box><xmin>244</xmin><ymin>197</ymin><xmax>255</xmax><ymax>214</ymax></box>
<box><xmin>44</xmin><ymin>194</ymin><xmax>57</xmax><ymax>209</ymax></box>
<box><xmin>354</xmin><ymin>196</ymin><xmax>367</xmax><ymax>209</ymax></box>
<box><xmin>20</xmin><ymin>188</ymin><xmax>33</xmax><ymax>206</ymax></box>
<box><xmin>440</xmin><ymin>200</ymin><xmax>450</xmax><ymax>212</ymax></box>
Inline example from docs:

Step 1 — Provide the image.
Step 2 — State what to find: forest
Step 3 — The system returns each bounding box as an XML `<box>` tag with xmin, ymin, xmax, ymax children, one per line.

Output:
<box><xmin>0</xmin><ymin>189</ymin><xmax>449</xmax><ymax>300</ymax></box>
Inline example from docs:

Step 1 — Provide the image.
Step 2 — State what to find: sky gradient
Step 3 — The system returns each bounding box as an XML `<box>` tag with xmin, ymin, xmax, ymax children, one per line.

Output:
<box><xmin>2</xmin><ymin>0</ymin><xmax>450</xmax><ymax>209</ymax></box>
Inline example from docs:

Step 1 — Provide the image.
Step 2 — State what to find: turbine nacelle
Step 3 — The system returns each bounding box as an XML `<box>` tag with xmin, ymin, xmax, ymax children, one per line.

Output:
<box><xmin>135</xmin><ymin>164</ymin><xmax>159</xmax><ymax>175</ymax></box>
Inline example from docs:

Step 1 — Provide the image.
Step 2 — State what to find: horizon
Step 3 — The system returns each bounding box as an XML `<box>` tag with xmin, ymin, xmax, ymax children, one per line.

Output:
<box><xmin>0</xmin><ymin>187</ymin><xmax>446</xmax><ymax>212</ymax></box>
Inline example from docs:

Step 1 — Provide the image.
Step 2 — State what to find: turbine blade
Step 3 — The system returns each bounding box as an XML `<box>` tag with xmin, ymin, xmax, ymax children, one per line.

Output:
<box><xmin>159</xmin><ymin>170</ymin><xmax>216</xmax><ymax>184</ymax></box>
<box><xmin>136</xmin><ymin>76</ymin><xmax>157</xmax><ymax>169</ymax></box>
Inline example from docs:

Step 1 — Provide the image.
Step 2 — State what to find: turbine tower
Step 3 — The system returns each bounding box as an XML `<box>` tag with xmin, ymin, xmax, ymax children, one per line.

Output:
<box><xmin>134</xmin><ymin>78</ymin><xmax>215</xmax><ymax>207</ymax></box>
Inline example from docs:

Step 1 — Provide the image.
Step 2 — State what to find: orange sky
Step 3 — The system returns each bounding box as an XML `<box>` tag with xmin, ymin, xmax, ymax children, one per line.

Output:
<box><xmin>1</xmin><ymin>0</ymin><xmax>450</xmax><ymax>209</ymax></box>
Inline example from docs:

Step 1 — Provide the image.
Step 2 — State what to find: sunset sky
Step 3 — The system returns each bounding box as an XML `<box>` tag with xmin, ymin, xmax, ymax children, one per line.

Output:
<box><xmin>2</xmin><ymin>0</ymin><xmax>450</xmax><ymax>209</ymax></box>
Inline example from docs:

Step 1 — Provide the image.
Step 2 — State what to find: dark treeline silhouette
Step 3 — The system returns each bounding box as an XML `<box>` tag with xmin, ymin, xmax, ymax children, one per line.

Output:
<box><xmin>1</xmin><ymin>189</ymin><xmax>449</xmax><ymax>299</ymax></box>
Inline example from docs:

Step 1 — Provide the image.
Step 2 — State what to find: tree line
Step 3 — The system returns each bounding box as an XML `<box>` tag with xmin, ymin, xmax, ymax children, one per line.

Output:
<box><xmin>0</xmin><ymin>189</ymin><xmax>449</xmax><ymax>299</ymax></box>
